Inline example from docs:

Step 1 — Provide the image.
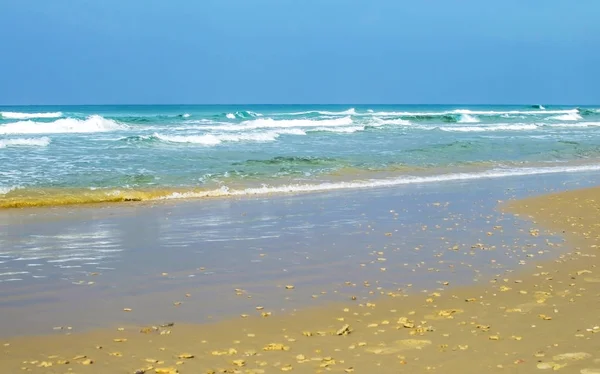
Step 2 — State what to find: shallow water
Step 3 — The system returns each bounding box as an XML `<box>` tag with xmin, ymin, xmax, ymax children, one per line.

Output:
<box><xmin>2</xmin><ymin>170</ymin><xmax>599</xmax><ymax>336</ymax></box>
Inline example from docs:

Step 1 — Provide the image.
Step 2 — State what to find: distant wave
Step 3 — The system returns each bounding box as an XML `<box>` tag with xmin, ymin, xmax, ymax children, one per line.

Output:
<box><xmin>152</xmin><ymin>130</ymin><xmax>305</xmax><ymax>145</ymax></box>
<box><xmin>0</xmin><ymin>111</ymin><xmax>63</xmax><ymax>120</ymax></box>
<box><xmin>439</xmin><ymin>124</ymin><xmax>539</xmax><ymax>132</ymax></box>
<box><xmin>364</xmin><ymin>108</ymin><xmax>583</xmax><ymax>118</ymax></box>
<box><xmin>0</xmin><ymin>137</ymin><xmax>51</xmax><ymax>148</ymax></box>
<box><xmin>223</xmin><ymin>111</ymin><xmax>263</xmax><ymax>120</ymax></box>
<box><xmin>196</xmin><ymin>116</ymin><xmax>354</xmax><ymax>132</ymax></box>
<box><xmin>311</xmin><ymin>126</ymin><xmax>367</xmax><ymax>133</ymax></box>
<box><xmin>0</xmin><ymin>115</ymin><xmax>125</xmax><ymax>134</ymax></box>
<box><xmin>420</xmin><ymin>122</ymin><xmax>600</xmax><ymax>133</ymax></box>
<box><xmin>285</xmin><ymin>108</ymin><xmax>357</xmax><ymax>116</ymax></box>
<box><xmin>161</xmin><ymin>163</ymin><xmax>600</xmax><ymax>201</ymax></box>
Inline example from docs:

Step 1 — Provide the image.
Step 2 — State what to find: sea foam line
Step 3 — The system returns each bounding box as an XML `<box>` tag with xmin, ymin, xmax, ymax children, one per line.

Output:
<box><xmin>196</xmin><ymin>117</ymin><xmax>354</xmax><ymax>132</ymax></box>
<box><xmin>161</xmin><ymin>163</ymin><xmax>600</xmax><ymax>201</ymax></box>
<box><xmin>0</xmin><ymin>111</ymin><xmax>63</xmax><ymax>120</ymax></box>
<box><xmin>0</xmin><ymin>115</ymin><xmax>125</xmax><ymax>135</ymax></box>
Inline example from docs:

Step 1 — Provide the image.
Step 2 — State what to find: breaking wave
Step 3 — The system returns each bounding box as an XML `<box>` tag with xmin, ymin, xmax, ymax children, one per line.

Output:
<box><xmin>0</xmin><ymin>111</ymin><xmax>63</xmax><ymax>120</ymax></box>
<box><xmin>197</xmin><ymin>116</ymin><xmax>354</xmax><ymax>132</ymax></box>
<box><xmin>0</xmin><ymin>115</ymin><xmax>125</xmax><ymax>135</ymax></box>
<box><xmin>161</xmin><ymin>163</ymin><xmax>600</xmax><ymax>200</ymax></box>
<box><xmin>549</xmin><ymin>113</ymin><xmax>583</xmax><ymax>121</ymax></box>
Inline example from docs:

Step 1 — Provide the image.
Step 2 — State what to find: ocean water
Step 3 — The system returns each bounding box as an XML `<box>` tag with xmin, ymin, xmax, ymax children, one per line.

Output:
<box><xmin>1</xmin><ymin>104</ymin><xmax>600</xmax><ymax>208</ymax></box>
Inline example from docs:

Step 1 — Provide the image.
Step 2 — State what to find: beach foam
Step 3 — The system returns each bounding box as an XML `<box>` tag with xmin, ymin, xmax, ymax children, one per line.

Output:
<box><xmin>0</xmin><ymin>111</ymin><xmax>63</xmax><ymax>120</ymax></box>
<box><xmin>0</xmin><ymin>137</ymin><xmax>51</xmax><ymax>148</ymax></box>
<box><xmin>0</xmin><ymin>115</ymin><xmax>125</xmax><ymax>135</ymax></box>
<box><xmin>162</xmin><ymin>163</ymin><xmax>600</xmax><ymax>200</ymax></box>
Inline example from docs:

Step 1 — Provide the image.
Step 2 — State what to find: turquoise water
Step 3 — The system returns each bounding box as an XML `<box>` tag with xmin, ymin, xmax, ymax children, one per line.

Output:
<box><xmin>1</xmin><ymin>104</ymin><xmax>600</xmax><ymax>207</ymax></box>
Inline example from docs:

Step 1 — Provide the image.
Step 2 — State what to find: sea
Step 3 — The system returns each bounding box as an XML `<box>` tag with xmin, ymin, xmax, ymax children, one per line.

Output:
<box><xmin>1</xmin><ymin>104</ymin><xmax>600</xmax><ymax>208</ymax></box>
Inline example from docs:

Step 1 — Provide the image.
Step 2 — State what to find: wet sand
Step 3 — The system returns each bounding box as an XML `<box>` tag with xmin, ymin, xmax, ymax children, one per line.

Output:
<box><xmin>3</xmin><ymin>177</ymin><xmax>600</xmax><ymax>373</ymax></box>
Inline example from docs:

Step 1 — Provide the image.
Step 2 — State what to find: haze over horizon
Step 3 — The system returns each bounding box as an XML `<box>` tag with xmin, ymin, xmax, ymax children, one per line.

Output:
<box><xmin>1</xmin><ymin>0</ymin><xmax>599</xmax><ymax>105</ymax></box>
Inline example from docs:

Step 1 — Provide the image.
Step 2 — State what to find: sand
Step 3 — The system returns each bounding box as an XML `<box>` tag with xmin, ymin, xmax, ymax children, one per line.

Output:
<box><xmin>2</xmin><ymin>186</ymin><xmax>600</xmax><ymax>373</ymax></box>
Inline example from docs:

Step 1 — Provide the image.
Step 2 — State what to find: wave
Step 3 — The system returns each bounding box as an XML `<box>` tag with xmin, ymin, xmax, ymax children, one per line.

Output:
<box><xmin>0</xmin><ymin>111</ymin><xmax>63</xmax><ymax>120</ymax></box>
<box><xmin>0</xmin><ymin>115</ymin><xmax>125</xmax><ymax>135</ymax></box>
<box><xmin>3</xmin><ymin>162</ymin><xmax>600</xmax><ymax>209</ymax></box>
<box><xmin>223</xmin><ymin>111</ymin><xmax>263</xmax><ymax>120</ymax></box>
<box><xmin>161</xmin><ymin>163</ymin><xmax>600</xmax><ymax>201</ymax></box>
<box><xmin>433</xmin><ymin>122</ymin><xmax>600</xmax><ymax>132</ymax></box>
<box><xmin>457</xmin><ymin>114</ymin><xmax>480</xmax><ymax>123</ymax></box>
<box><xmin>0</xmin><ymin>137</ymin><xmax>51</xmax><ymax>148</ymax></box>
<box><xmin>311</xmin><ymin>126</ymin><xmax>366</xmax><ymax>133</ymax></box>
<box><xmin>196</xmin><ymin>117</ymin><xmax>354</xmax><ymax>132</ymax></box>
<box><xmin>549</xmin><ymin>113</ymin><xmax>583</xmax><ymax>121</ymax></box>
<box><xmin>365</xmin><ymin>108</ymin><xmax>581</xmax><ymax>118</ymax></box>
<box><xmin>153</xmin><ymin>129</ymin><xmax>305</xmax><ymax>145</ymax></box>
<box><xmin>286</xmin><ymin>108</ymin><xmax>357</xmax><ymax>116</ymax></box>
<box><xmin>439</xmin><ymin>124</ymin><xmax>539</xmax><ymax>132</ymax></box>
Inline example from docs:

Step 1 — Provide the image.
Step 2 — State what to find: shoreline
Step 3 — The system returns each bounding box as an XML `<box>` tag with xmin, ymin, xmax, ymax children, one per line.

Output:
<box><xmin>2</xmin><ymin>158</ymin><xmax>600</xmax><ymax>209</ymax></box>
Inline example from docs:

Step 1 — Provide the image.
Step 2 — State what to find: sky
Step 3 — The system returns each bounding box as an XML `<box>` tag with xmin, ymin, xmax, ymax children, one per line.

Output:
<box><xmin>1</xmin><ymin>0</ymin><xmax>599</xmax><ymax>105</ymax></box>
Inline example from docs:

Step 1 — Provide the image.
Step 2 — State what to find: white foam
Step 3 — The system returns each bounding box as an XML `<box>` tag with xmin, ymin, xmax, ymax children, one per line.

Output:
<box><xmin>0</xmin><ymin>137</ymin><xmax>51</xmax><ymax>148</ymax></box>
<box><xmin>0</xmin><ymin>115</ymin><xmax>125</xmax><ymax>135</ymax></box>
<box><xmin>546</xmin><ymin>122</ymin><xmax>600</xmax><ymax>129</ymax></box>
<box><xmin>182</xmin><ymin>113</ymin><xmax>191</xmax><ymax>118</ymax></box>
<box><xmin>549</xmin><ymin>113</ymin><xmax>583</xmax><ymax>121</ymax></box>
<box><xmin>1</xmin><ymin>111</ymin><xmax>63</xmax><ymax>119</ymax></box>
<box><xmin>365</xmin><ymin>109</ymin><xmax>579</xmax><ymax>117</ymax></box>
<box><xmin>0</xmin><ymin>186</ymin><xmax>17</xmax><ymax>195</ymax></box>
<box><xmin>287</xmin><ymin>108</ymin><xmax>356</xmax><ymax>116</ymax></box>
<box><xmin>161</xmin><ymin>164</ymin><xmax>600</xmax><ymax>201</ymax></box>
<box><xmin>226</xmin><ymin>113</ymin><xmax>236</xmax><ymax>119</ymax></box>
<box><xmin>439</xmin><ymin>124</ymin><xmax>539</xmax><ymax>132</ymax></box>
<box><xmin>196</xmin><ymin>116</ymin><xmax>354</xmax><ymax>132</ymax></box>
<box><xmin>312</xmin><ymin>126</ymin><xmax>365</xmax><ymax>133</ymax></box>
<box><xmin>154</xmin><ymin>130</ymin><xmax>304</xmax><ymax>145</ymax></box>
<box><xmin>457</xmin><ymin>114</ymin><xmax>480</xmax><ymax>123</ymax></box>
<box><xmin>372</xmin><ymin>118</ymin><xmax>412</xmax><ymax>126</ymax></box>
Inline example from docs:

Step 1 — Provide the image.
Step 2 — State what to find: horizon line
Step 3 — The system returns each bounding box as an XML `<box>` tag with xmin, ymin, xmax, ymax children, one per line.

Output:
<box><xmin>0</xmin><ymin>103</ymin><xmax>596</xmax><ymax>107</ymax></box>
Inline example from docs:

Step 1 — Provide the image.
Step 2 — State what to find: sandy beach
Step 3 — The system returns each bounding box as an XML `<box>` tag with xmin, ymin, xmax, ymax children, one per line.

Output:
<box><xmin>2</xmin><ymin>176</ymin><xmax>600</xmax><ymax>373</ymax></box>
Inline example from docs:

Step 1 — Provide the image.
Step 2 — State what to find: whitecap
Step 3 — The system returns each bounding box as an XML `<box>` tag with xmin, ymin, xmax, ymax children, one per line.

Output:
<box><xmin>195</xmin><ymin>116</ymin><xmax>354</xmax><ymax>132</ymax></box>
<box><xmin>0</xmin><ymin>111</ymin><xmax>63</xmax><ymax>120</ymax></box>
<box><xmin>549</xmin><ymin>113</ymin><xmax>583</xmax><ymax>121</ymax></box>
<box><xmin>0</xmin><ymin>115</ymin><xmax>125</xmax><ymax>135</ymax></box>
<box><xmin>457</xmin><ymin>114</ymin><xmax>480</xmax><ymax>123</ymax></box>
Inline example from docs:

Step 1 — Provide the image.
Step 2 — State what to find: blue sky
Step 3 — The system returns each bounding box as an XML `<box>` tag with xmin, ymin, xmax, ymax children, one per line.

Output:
<box><xmin>1</xmin><ymin>0</ymin><xmax>598</xmax><ymax>105</ymax></box>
